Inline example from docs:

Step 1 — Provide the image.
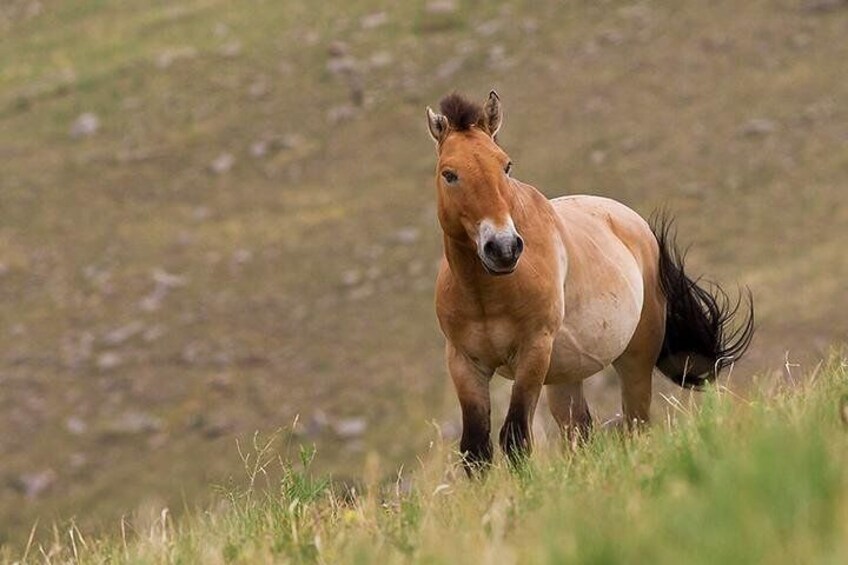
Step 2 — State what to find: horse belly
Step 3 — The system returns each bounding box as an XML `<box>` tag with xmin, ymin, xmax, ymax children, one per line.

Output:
<box><xmin>546</xmin><ymin>273</ymin><xmax>644</xmax><ymax>383</ymax></box>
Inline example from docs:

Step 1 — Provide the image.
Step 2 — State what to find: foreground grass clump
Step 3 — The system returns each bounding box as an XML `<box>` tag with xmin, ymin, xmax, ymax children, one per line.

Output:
<box><xmin>11</xmin><ymin>356</ymin><xmax>848</xmax><ymax>564</ymax></box>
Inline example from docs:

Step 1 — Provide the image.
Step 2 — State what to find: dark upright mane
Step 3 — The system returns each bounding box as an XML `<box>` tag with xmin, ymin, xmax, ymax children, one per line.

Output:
<box><xmin>439</xmin><ymin>93</ymin><xmax>483</xmax><ymax>131</ymax></box>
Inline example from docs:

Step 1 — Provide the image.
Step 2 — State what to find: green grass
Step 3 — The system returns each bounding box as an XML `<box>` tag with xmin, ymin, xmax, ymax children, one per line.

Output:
<box><xmin>7</xmin><ymin>355</ymin><xmax>847</xmax><ymax>564</ymax></box>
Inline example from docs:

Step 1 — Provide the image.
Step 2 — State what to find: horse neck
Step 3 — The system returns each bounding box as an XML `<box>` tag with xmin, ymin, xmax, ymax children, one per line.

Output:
<box><xmin>443</xmin><ymin>233</ymin><xmax>483</xmax><ymax>282</ymax></box>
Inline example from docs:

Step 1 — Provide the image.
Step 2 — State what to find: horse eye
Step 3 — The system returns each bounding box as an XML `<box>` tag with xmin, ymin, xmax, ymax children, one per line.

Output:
<box><xmin>442</xmin><ymin>170</ymin><xmax>458</xmax><ymax>184</ymax></box>
<box><xmin>504</xmin><ymin>162</ymin><xmax>513</xmax><ymax>175</ymax></box>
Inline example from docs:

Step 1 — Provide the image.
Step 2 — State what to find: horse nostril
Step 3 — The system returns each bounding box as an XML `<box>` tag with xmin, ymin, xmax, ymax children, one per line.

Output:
<box><xmin>514</xmin><ymin>235</ymin><xmax>524</xmax><ymax>256</ymax></box>
<box><xmin>483</xmin><ymin>240</ymin><xmax>497</xmax><ymax>259</ymax></box>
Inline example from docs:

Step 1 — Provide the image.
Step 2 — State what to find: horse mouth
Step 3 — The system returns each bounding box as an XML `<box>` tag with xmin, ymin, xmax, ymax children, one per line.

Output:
<box><xmin>481</xmin><ymin>258</ymin><xmax>519</xmax><ymax>276</ymax></box>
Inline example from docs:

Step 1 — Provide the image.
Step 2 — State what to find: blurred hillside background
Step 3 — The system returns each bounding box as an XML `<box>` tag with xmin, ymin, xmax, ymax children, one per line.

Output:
<box><xmin>1</xmin><ymin>0</ymin><xmax>846</xmax><ymax>548</ymax></box>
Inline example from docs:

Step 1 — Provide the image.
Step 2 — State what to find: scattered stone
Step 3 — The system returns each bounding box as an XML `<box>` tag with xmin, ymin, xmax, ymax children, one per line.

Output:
<box><xmin>436</xmin><ymin>57</ymin><xmax>464</xmax><ymax>80</ymax></box>
<box><xmin>790</xmin><ymin>33</ymin><xmax>812</xmax><ymax>49</ymax></box>
<box><xmin>476</xmin><ymin>19</ymin><xmax>501</xmax><ymax>36</ymax></box>
<box><xmin>360</xmin><ymin>11</ymin><xmax>388</xmax><ymax>29</ymax></box>
<box><xmin>426</xmin><ymin>0</ymin><xmax>458</xmax><ymax>14</ymax></box>
<box><xmin>521</xmin><ymin>18</ymin><xmax>539</xmax><ymax>34</ymax></box>
<box><xmin>328</xmin><ymin>41</ymin><xmax>349</xmax><ymax>58</ymax></box>
<box><xmin>153</xmin><ymin>269</ymin><xmax>187</xmax><ymax>288</ymax></box>
<box><xmin>366</xmin><ymin>244</ymin><xmax>386</xmax><ymax>259</ymax></box>
<box><xmin>65</xmin><ymin>417</ymin><xmax>88</xmax><ymax>435</ymax></box>
<box><xmin>141</xmin><ymin>325</ymin><xmax>165</xmax><ymax>343</ymax></box>
<box><xmin>207</xmin><ymin>373</ymin><xmax>234</xmax><ymax>393</ymax></box>
<box><xmin>219</xmin><ymin>40</ymin><xmax>242</xmax><ymax>57</ymax></box>
<box><xmin>739</xmin><ymin>118</ymin><xmax>778</xmax><ymax>137</ymax></box>
<box><xmin>802</xmin><ymin>0</ymin><xmax>847</xmax><ymax>13</ymax></box>
<box><xmin>342</xmin><ymin>439</ymin><xmax>365</xmax><ymax>453</ymax></box>
<box><xmin>439</xmin><ymin>420</ymin><xmax>460</xmax><ymax>441</ymax></box>
<box><xmin>202</xmin><ymin>416</ymin><xmax>233</xmax><ymax>439</ymax></box>
<box><xmin>334</xmin><ymin>417</ymin><xmax>367</xmax><ymax>438</ymax></box>
<box><xmin>369</xmin><ymin>52</ymin><xmax>393</xmax><ymax>70</ymax></box>
<box><xmin>139</xmin><ymin>269</ymin><xmax>187</xmax><ymax>312</ymax></box>
<box><xmin>62</xmin><ymin>331</ymin><xmax>94</xmax><ymax>368</ymax></box>
<box><xmin>327</xmin><ymin>42</ymin><xmax>365</xmax><ymax>107</ymax></box>
<box><xmin>679</xmin><ymin>182</ymin><xmax>705</xmax><ymax>196</ymax></box>
<box><xmin>14</xmin><ymin>470</ymin><xmax>57</xmax><ymax>499</ymax></box>
<box><xmin>274</xmin><ymin>133</ymin><xmax>301</xmax><ymax>151</ymax></box>
<box><xmin>456</xmin><ymin>39</ymin><xmax>478</xmax><ymax>56</ymax></box>
<box><xmin>10</xmin><ymin>0</ymin><xmax>44</xmax><ymax>21</ymax></box>
<box><xmin>597</xmin><ymin>28</ymin><xmax>625</xmax><ymax>46</ymax></box>
<box><xmin>590</xmin><ymin>150</ymin><xmax>607</xmax><ymax>165</ymax></box>
<box><xmin>327</xmin><ymin>105</ymin><xmax>357</xmax><ymax>123</ymax></box>
<box><xmin>487</xmin><ymin>45</ymin><xmax>508</xmax><ymax>69</ymax></box>
<box><xmin>394</xmin><ymin>227</ymin><xmax>421</xmax><ymax>245</ymax></box>
<box><xmin>181</xmin><ymin>341</ymin><xmax>206</xmax><ymax>365</ymax></box>
<box><xmin>192</xmin><ymin>206</ymin><xmax>212</xmax><ymax>221</ymax></box>
<box><xmin>154</xmin><ymin>47</ymin><xmax>197</xmax><ymax>69</ymax></box>
<box><xmin>348</xmin><ymin>284</ymin><xmax>375</xmax><ymax>301</ymax></box>
<box><xmin>70</xmin><ymin>112</ymin><xmax>99</xmax><ymax>138</ymax></box>
<box><xmin>250</xmin><ymin>140</ymin><xmax>270</xmax><ymax>158</ymax></box>
<box><xmin>619</xmin><ymin>136</ymin><xmax>643</xmax><ymax>153</ymax></box>
<box><xmin>407</xmin><ymin>260</ymin><xmax>425</xmax><ymax>276</ymax></box>
<box><xmin>104</xmin><ymin>411</ymin><xmax>162</xmax><ymax>436</ymax></box>
<box><xmin>175</xmin><ymin>230</ymin><xmax>193</xmax><ymax>247</ymax></box>
<box><xmin>413</xmin><ymin>278</ymin><xmax>431</xmax><ymax>292</ymax></box>
<box><xmin>102</xmin><ymin>320</ymin><xmax>144</xmax><ymax>346</ymax></box>
<box><xmin>348</xmin><ymin>73</ymin><xmax>365</xmax><ymax>107</ymax></box>
<box><xmin>341</xmin><ymin>269</ymin><xmax>362</xmax><ymax>287</ymax></box>
<box><xmin>248</xmin><ymin>77</ymin><xmax>270</xmax><ymax>99</ymax></box>
<box><xmin>96</xmin><ymin>351</ymin><xmax>123</xmax><ymax>371</ymax></box>
<box><xmin>121</xmin><ymin>96</ymin><xmax>142</xmax><ymax>110</ymax></box>
<box><xmin>327</xmin><ymin>56</ymin><xmax>357</xmax><ymax>75</ymax></box>
<box><xmin>210</xmin><ymin>152</ymin><xmax>235</xmax><ymax>174</ymax></box>
<box><xmin>213</xmin><ymin>22</ymin><xmax>229</xmax><ymax>38</ymax></box>
<box><xmin>295</xmin><ymin>409</ymin><xmax>330</xmax><ymax>437</ymax></box>
<box><xmin>147</xmin><ymin>432</ymin><xmax>169</xmax><ymax>449</ymax></box>
<box><xmin>232</xmin><ymin>249</ymin><xmax>253</xmax><ymax>265</ymax></box>
<box><xmin>69</xmin><ymin>453</ymin><xmax>87</xmax><ymax>470</ymax></box>
<box><xmin>700</xmin><ymin>34</ymin><xmax>732</xmax><ymax>52</ymax></box>
<box><xmin>582</xmin><ymin>39</ymin><xmax>601</xmax><ymax>57</ymax></box>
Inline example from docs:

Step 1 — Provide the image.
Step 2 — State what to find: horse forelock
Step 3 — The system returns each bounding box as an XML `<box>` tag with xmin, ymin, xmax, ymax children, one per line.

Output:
<box><xmin>439</xmin><ymin>93</ymin><xmax>484</xmax><ymax>131</ymax></box>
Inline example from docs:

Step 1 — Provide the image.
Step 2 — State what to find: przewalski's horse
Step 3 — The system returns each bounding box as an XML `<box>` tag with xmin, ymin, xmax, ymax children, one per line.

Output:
<box><xmin>427</xmin><ymin>91</ymin><xmax>753</xmax><ymax>472</ymax></box>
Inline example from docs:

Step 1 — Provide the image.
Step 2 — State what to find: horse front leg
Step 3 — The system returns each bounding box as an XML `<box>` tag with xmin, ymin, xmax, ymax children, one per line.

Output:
<box><xmin>447</xmin><ymin>344</ymin><xmax>494</xmax><ymax>476</ymax></box>
<box><xmin>500</xmin><ymin>335</ymin><xmax>554</xmax><ymax>464</ymax></box>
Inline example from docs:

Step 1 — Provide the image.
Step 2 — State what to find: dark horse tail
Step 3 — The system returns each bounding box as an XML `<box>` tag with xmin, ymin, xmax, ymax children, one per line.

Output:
<box><xmin>652</xmin><ymin>215</ymin><xmax>755</xmax><ymax>389</ymax></box>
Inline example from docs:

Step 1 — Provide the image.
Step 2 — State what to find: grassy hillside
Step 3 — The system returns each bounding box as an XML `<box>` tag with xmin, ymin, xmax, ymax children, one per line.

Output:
<box><xmin>4</xmin><ymin>354</ymin><xmax>847</xmax><ymax>563</ymax></box>
<box><xmin>1</xmin><ymin>0</ymin><xmax>847</xmax><ymax>548</ymax></box>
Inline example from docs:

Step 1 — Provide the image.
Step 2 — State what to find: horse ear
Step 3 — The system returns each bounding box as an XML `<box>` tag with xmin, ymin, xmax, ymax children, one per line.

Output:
<box><xmin>482</xmin><ymin>90</ymin><xmax>502</xmax><ymax>137</ymax></box>
<box><xmin>426</xmin><ymin>106</ymin><xmax>448</xmax><ymax>145</ymax></box>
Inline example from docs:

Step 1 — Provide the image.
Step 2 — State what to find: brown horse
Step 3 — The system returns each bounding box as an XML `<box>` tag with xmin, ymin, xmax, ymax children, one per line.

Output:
<box><xmin>427</xmin><ymin>91</ymin><xmax>753</xmax><ymax>472</ymax></box>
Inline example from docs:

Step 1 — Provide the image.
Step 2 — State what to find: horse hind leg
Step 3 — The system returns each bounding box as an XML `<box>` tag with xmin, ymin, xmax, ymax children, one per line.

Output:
<box><xmin>613</xmin><ymin>287</ymin><xmax>666</xmax><ymax>428</ymax></box>
<box><xmin>546</xmin><ymin>381</ymin><xmax>593</xmax><ymax>446</ymax></box>
<box><xmin>612</xmin><ymin>353</ymin><xmax>654</xmax><ymax>428</ymax></box>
